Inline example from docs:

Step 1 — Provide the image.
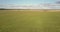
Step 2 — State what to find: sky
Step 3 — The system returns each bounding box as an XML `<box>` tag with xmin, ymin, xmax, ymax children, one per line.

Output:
<box><xmin>0</xmin><ymin>0</ymin><xmax>60</xmax><ymax>9</ymax></box>
<box><xmin>0</xmin><ymin>0</ymin><xmax>56</xmax><ymax>5</ymax></box>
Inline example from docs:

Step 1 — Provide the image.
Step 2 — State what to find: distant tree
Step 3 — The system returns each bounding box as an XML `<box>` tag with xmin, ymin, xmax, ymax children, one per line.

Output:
<box><xmin>0</xmin><ymin>8</ymin><xmax>6</xmax><ymax>10</ymax></box>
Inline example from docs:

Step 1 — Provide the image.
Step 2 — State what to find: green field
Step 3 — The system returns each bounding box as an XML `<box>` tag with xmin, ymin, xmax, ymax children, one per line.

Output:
<box><xmin>0</xmin><ymin>10</ymin><xmax>60</xmax><ymax>32</ymax></box>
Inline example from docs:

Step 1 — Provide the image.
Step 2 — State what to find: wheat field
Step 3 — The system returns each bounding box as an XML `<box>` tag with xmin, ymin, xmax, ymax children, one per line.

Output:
<box><xmin>0</xmin><ymin>9</ymin><xmax>60</xmax><ymax>32</ymax></box>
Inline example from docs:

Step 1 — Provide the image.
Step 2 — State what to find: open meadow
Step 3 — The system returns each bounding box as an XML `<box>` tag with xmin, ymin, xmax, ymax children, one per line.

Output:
<box><xmin>0</xmin><ymin>9</ymin><xmax>60</xmax><ymax>32</ymax></box>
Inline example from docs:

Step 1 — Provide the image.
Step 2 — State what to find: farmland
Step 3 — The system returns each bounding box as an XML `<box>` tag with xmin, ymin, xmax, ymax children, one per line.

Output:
<box><xmin>0</xmin><ymin>9</ymin><xmax>60</xmax><ymax>32</ymax></box>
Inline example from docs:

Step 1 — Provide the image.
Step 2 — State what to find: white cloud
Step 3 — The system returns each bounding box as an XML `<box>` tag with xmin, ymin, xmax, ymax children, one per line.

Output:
<box><xmin>0</xmin><ymin>4</ymin><xmax>60</xmax><ymax>9</ymax></box>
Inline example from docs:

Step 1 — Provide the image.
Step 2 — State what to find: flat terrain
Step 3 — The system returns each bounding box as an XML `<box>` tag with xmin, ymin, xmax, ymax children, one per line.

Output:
<box><xmin>0</xmin><ymin>10</ymin><xmax>60</xmax><ymax>32</ymax></box>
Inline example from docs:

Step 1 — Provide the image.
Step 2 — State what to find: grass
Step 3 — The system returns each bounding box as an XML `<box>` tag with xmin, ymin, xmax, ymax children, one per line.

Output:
<box><xmin>0</xmin><ymin>10</ymin><xmax>60</xmax><ymax>32</ymax></box>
